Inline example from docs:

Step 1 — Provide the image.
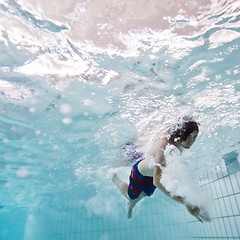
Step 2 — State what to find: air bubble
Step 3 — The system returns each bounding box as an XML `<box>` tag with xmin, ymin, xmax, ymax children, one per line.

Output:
<box><xmin>60</xmin><ymin>104</ymin><xmax>72</xmax><ymax>114</ymax></box>
<box><xmin>38</xmin><ymin>140</ymin><xmax>44</xmax><ymax>145</ymax></box>
<box><xmin>3</xmin><ymin>138</ymin><xmax>9</xmax><ymax>143</ymax></box>
<box><xmin>35</xmin><ymin>130</ymin><xmax>41</xmax><ymax>135</ymax></box>
<box><xmin>62</xmin><ymin>118</ymin><xmax>73</xmax><ymax>124</ymax></box>
<box><xmin>29</xmin><ymin>107</ymin><xmax>36</xmax><ymax>113</ymax></box>
<box><xmin>52</xmin><ymin>145</ymin><xmax>59</xmax><ymax>150</ymax></box>
<box><xmin>16</xmin><ymin>167</ymin><xmax>29</xmax><ymax>178</ymax></box>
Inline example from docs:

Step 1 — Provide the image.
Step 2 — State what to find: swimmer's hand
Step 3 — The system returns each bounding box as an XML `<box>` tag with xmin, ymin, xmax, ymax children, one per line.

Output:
<box><xmin>186</xmin><ymin>205</ymin><xmax>211</xmax><ymax>223</ymax></box>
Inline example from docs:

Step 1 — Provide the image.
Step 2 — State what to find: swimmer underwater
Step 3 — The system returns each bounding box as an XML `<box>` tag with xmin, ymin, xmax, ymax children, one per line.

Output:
<box><xmin>112</xmin><ymin>117</ymin><xmax>211</xmax><ymax>222</ymax></box>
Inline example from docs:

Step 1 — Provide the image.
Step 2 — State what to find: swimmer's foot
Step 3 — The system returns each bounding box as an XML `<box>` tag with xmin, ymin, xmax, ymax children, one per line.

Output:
<box><xmin>127</xmin><ymin>207</ymin><xmax>133</xmax><ymax>219</ymax></box>
<box><xmin>112</xmin><ymin>172</ymin><xmax>117</xmax><ymax>182</ymax></box>
<box><xmin>112</xmin><ymin>173</ymin><xmax>130</xmax><ymax>200</ymax></box>
<box><xmin>127</xmin><ymin>201</ymin><xmax>135</xmax><ymax>219</ymax></box>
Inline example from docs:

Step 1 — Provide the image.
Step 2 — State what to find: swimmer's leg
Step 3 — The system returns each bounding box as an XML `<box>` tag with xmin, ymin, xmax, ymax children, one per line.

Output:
<box><xmin>127</xmin><ymin>192</ymin><xmax>146</xmax><ymax>219</ymax></box>
<box><xmin>112</xmin><ymin>173</ymin><xmax>146</xmax><ymax>219</ymax></box>
<box><xmin>112</xmin><ymin>173</ymin><xmax>129</xmax><ymax>200</ymax></box>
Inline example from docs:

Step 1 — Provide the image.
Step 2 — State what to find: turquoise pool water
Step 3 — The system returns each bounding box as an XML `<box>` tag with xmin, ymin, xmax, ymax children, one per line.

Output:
<box><xmin>0</xmin><ymin>1</ymin><xmax>240</xmax><ymax>239</ymax></box>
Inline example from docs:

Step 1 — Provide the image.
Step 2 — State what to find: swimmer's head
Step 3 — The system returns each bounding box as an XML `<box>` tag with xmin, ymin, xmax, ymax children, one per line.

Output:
<box><xmin>168</xmin><ymin>117</ymin><xmax>199</xmax><ymax>147</ymax></box>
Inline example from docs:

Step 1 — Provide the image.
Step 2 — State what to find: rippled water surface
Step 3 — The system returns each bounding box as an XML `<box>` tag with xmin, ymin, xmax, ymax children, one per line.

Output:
<box><xmin>0</xmin><ymin>0</ymin><xmax>240</xmax><ymax>238</ymax></box>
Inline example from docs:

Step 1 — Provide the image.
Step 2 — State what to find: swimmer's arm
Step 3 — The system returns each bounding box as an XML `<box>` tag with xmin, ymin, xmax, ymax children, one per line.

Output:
<box><xmin>152</xmin><ymin>141</ymin><xmax>184</xmax><ymax>204</ymax></box>
<box><xmin>153</xmin><ymin>158</ymin><xmax>184</xmax><ymax>204</ymax></box>
<box><xmin>153</xmin><ymin>144</ymin><xmax>209</xmax><ymax>222</ymax></box>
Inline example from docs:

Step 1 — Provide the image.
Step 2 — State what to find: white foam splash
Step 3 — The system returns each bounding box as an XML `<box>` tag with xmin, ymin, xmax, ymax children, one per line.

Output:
<box><xmin>0</xmin><ymin>79</ymin><xmax>33</xmax><ymax>101</ymax></box>
<box><xmin>209</xmin><ymin>29</ymin><xmax>240</xmax><ymax>49</ymax></box>
<box><xmin>161</xmin><ymin>144</ymin><xmax>213</xmax><ymax>211</ymax></box>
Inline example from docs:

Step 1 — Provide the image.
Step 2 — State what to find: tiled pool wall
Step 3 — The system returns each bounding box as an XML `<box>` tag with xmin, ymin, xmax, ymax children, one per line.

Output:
<box><xmin>186</xmin><ymin>154</ymin><xmax>240</xmax><ymax>240</ymax></box>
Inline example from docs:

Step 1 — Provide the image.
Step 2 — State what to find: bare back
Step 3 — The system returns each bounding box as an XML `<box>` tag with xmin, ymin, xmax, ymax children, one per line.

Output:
<box><xmin>137</xmin><ymin>137</ymin><xmax>169</xmax><ymax>177</ymax></box>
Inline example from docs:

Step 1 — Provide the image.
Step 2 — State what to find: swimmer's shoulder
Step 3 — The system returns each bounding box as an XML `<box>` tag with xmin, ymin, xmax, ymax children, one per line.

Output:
<box><xmin>155</xmin><ymin>137</ymin><xmax>169</xmax><ymax>150</ymax></box>
<box><xmin>146</xmin><ymin>137</ymin><xmax>168</xmax><ymax>161</ymax></box>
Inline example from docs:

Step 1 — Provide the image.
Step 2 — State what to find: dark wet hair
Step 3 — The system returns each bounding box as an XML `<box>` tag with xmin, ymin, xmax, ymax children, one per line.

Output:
<box><xmin>168</xmin><ymin>121</ymin><xmax>199</xmax><ymax>143</ymax></box>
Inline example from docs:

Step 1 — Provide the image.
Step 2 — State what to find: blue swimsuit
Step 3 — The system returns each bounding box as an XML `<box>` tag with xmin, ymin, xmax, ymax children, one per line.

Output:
<box><xmin>128</xmin><ymin>160</ymin><xmax>156</xmax><ymax>200</ymax></box>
